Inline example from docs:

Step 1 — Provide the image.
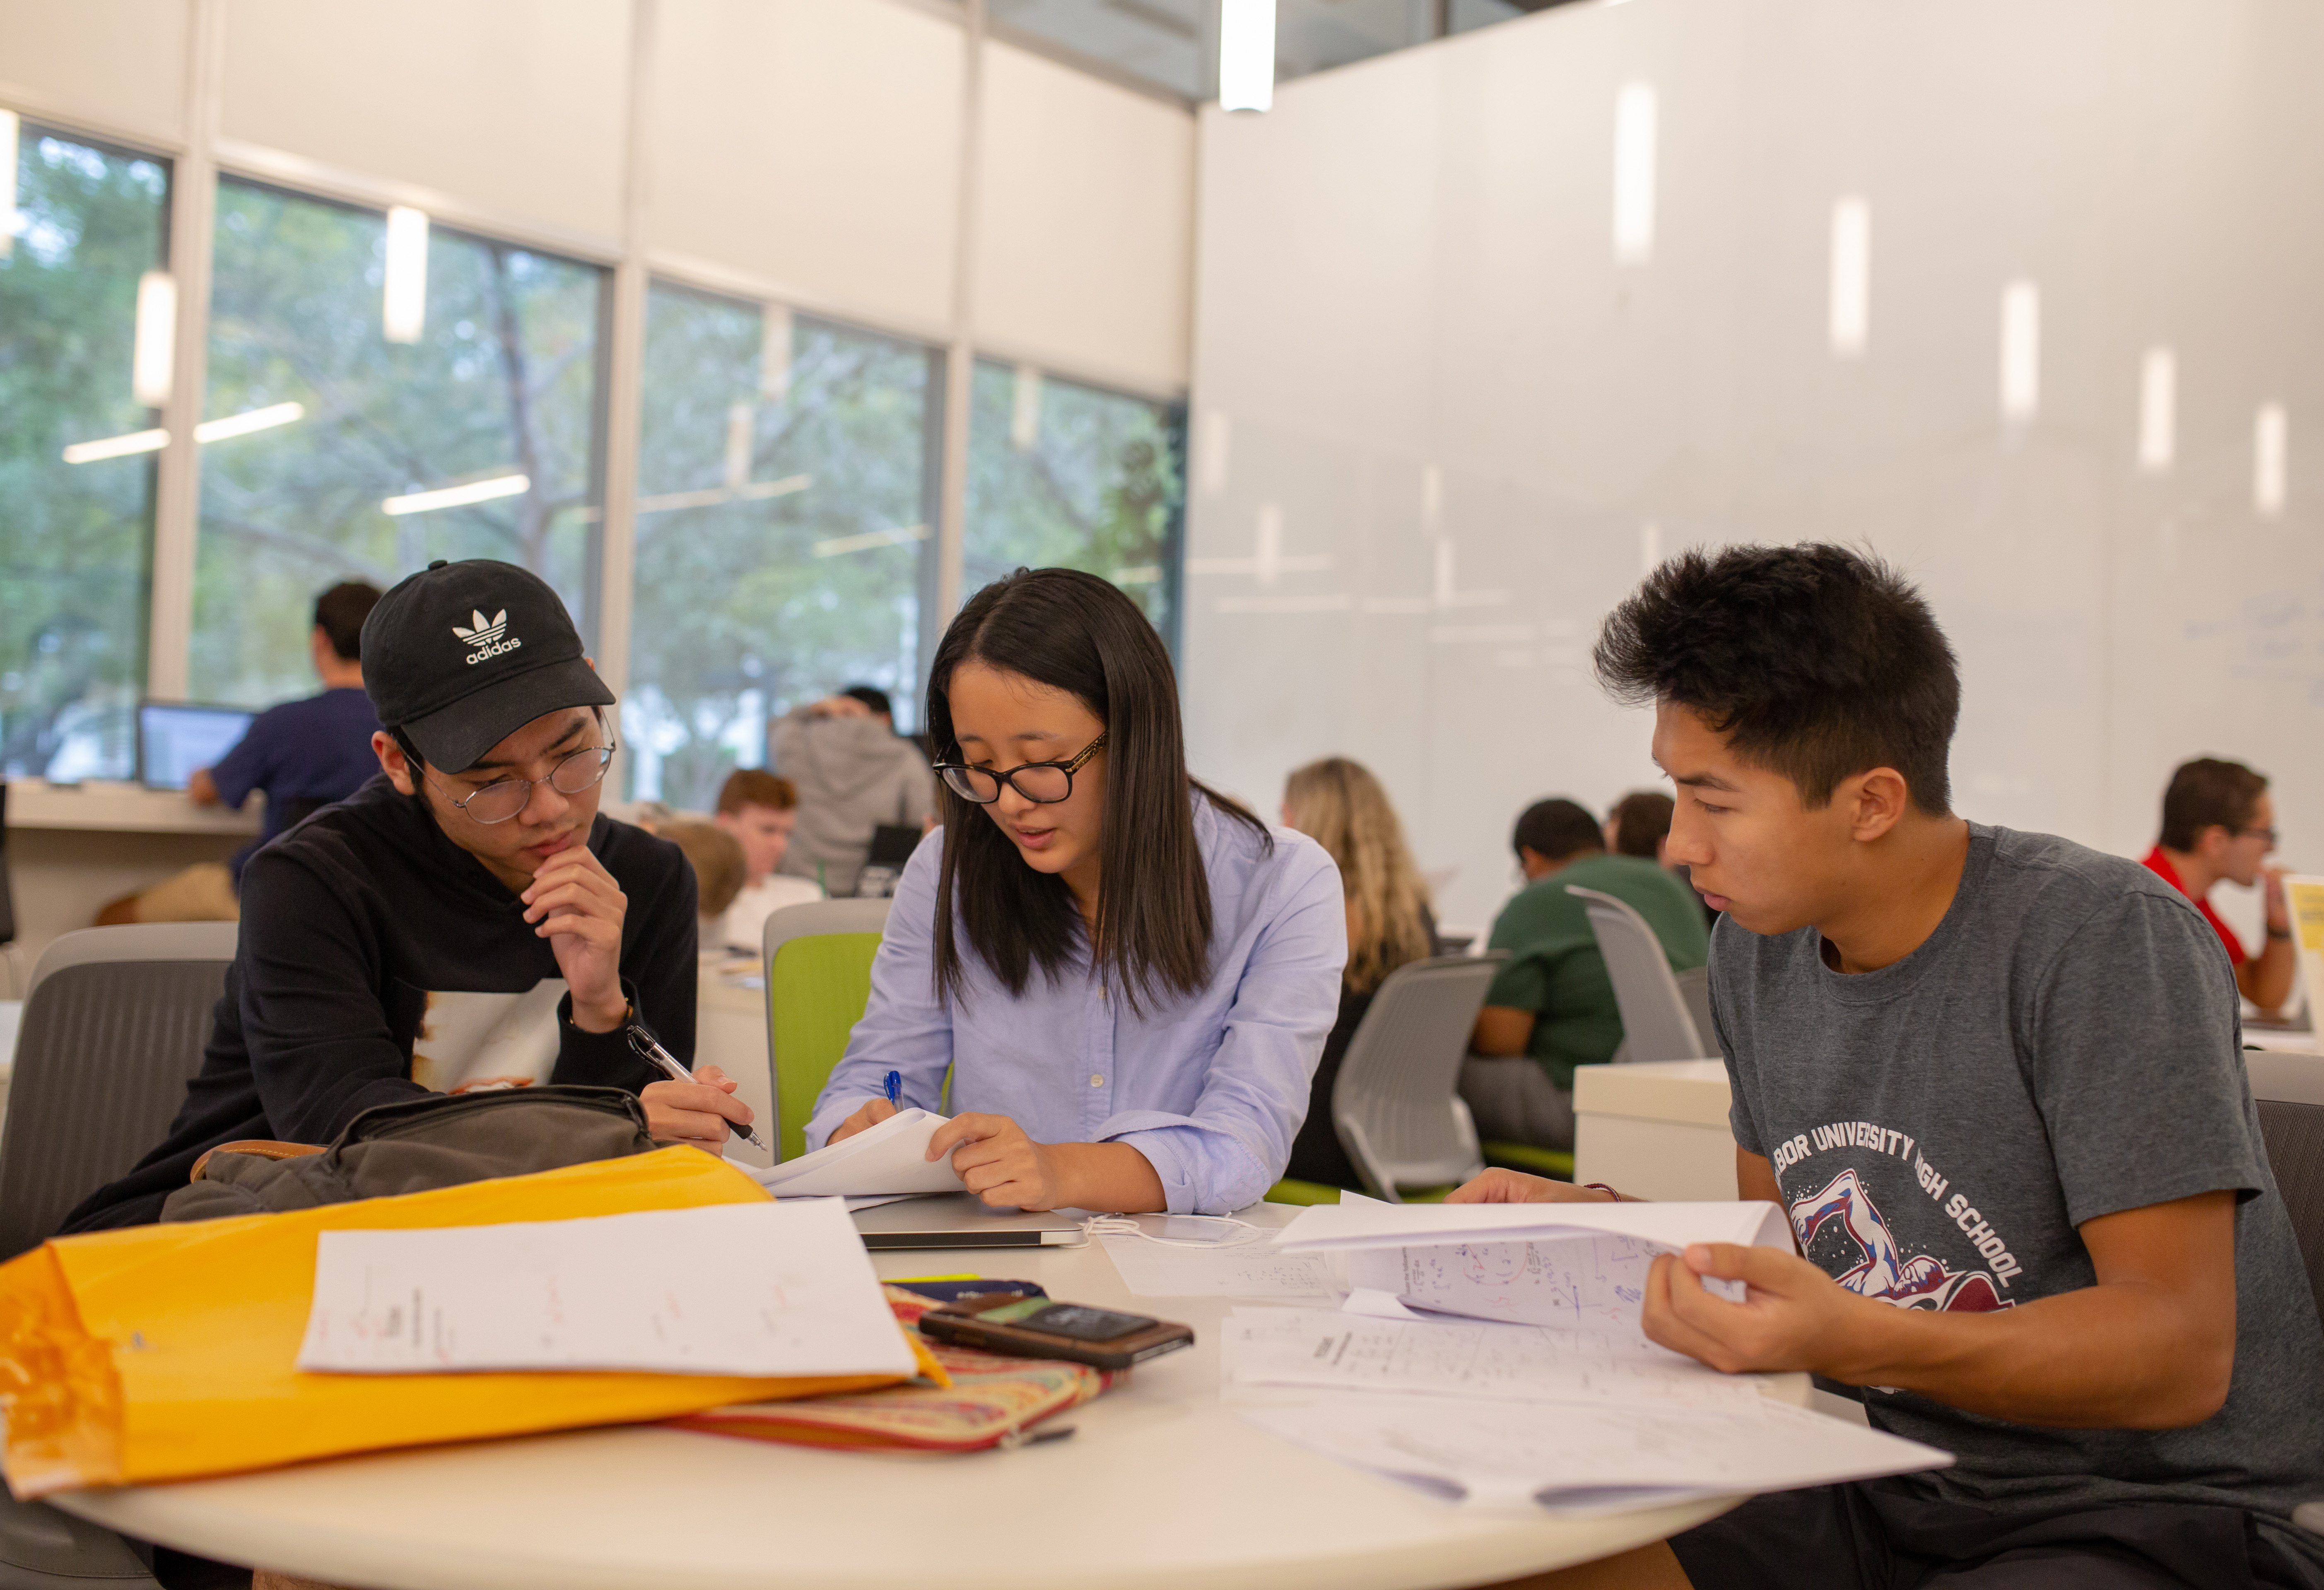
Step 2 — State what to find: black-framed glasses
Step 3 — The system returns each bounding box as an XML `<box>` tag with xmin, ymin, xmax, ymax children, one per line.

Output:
<box><xmin>2241</xmin><ymin>826</ymin><xmax>2281</xmax><ymax>846</ymax></box>
<box><xmin>434</xmin><ymin>742</ymin><xmax>616</xmax><ymax>826</ymax></box>
<box><xmin>935</xmin><ymin>732</ymin><xmax>1106</xmax><ymax>805</ymax></box>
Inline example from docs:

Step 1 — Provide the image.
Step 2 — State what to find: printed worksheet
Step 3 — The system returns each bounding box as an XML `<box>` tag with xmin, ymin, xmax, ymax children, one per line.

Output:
<box><xmin>1219</xmin><ymin>1307</ymin><xmax>1761</xmax><ymax>1410</ymax></box>
<box><xmin>298</xmin><ymin>1198</ymin><xmax>916</xmax><ymax>1378</ymax></box>
<box><xmin>1346</xmin><ymin>1235</ymin><xmax>1661</xmax><ymax>1329</ymax></box>
<box><xmin>1098</xmin><ymin>1232</ymin><xmax>1346</xmax><ymax>1300</ymax></box>
<box><xmin>1237</xmin><ymin>1391</ymin><xmax>1951</xmax><ymax>1513</ymax></box>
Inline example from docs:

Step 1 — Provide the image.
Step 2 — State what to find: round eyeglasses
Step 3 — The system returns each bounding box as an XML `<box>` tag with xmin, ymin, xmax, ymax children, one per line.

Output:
<box><xmin>935</xmin><ymin>732</ymin><xmax>1106</xmax><ymax>806</ymax></box>
<box><xmin>437</xmin><ymin>742</ymin><xmax>616</xmax><ymax>826</ymax></box>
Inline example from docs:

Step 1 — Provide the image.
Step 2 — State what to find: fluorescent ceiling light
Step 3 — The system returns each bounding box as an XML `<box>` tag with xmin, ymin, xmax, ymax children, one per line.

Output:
<box><xmin>1640</xmin><ymin>521</ymin><xmax>1663</xmax><ymax>577</ymax></box>
<box><xmin>1198</xmin><ymin>411</ymin><xmax>1230</xmax><ymax>495</ymax></box>
<box><xmin>1999</xmin><ymin>280</ymin><xmax>2040</xmax><ymax>425</ymax></box>
<box><xmin>1828</xmin><ymin>198</ymin><xmax>1870</xmax><ymax>357</ymax></box>
<box><xmin>814</xmin><ymin>523</ymin><xmax>929</xmax><ymax>559</ymax></box>
<box><xmin>2137</xmin><ymin>349</ymin><xmax>2175</xmax><ymax>473</ymax></box>
<box><xmin>1218</xmin><ymin>0</ymin><xmax>1276</xmax><ymax>113</ymax></box>
<box><xmin>194</xmin><ymin>401</ymin><xmax>305</xmax><ymax>444</ymax></box>
<box><xmin>382</xmin><ymin>472</ymin><xmax>528</xmax><ymax>516</ymax></box>
<box><xmin>0</xmin><ymin>111</ymin><xmax>17</xmax><ymax>261</ymax></box>
<box><xmin>133</xmin><ymin>271</ymin><xmax>176</xmax><ymax>407</ymax></box>
<box><xmin>2256</xmin><ymin>404</ymin><xmax>2288</xmax><ymax>517</ymax></box>
<box><xmin>1613</xmin><ymin>83</ymin><xmax>1658</xmax><ymax>265</ymax></box>
<box><xmin>62</xmin><ymin>428</ymin><xmax>169</xmax><ymax>464</ymax></box>
<box><xmin>383</xmin><ymin>206</ymin><xmax>429</xmax><ymax>344</ymax></box>
<box><xmin>1011</xmin><ymin>364</ymin><xmax>1042</xmax><ymax>451</ymax></box>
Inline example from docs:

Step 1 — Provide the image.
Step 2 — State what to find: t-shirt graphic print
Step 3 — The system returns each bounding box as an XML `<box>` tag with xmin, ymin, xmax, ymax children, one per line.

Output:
<box><xmin>1710</xmin><ymin>823</ymin><xmax>2324</xmax><ymax>1526</ymax></box>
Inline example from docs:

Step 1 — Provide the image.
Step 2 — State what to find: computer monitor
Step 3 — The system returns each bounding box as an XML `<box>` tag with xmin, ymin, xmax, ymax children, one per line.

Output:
<box><xmin>139</xmin><ymin>701</ymin><xmax>256</xmax><ymax>790</ymax></box>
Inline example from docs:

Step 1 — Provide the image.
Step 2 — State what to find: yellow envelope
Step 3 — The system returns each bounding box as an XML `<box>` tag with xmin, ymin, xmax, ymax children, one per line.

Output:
<box><xmin>0</xmin><ymin>1147</ymin><xmax>933</xmax><ymax>1495</ymax></box>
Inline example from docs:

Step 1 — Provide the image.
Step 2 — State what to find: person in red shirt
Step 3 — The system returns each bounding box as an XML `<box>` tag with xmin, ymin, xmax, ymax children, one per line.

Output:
<box><xmin>2142</xmin><ymin>756</ymin><xmax>2294</xmax><ymax>1010</ymax></box>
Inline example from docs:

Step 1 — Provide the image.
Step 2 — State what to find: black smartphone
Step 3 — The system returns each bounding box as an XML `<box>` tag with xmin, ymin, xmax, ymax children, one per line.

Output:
<box><xmin>918</xmin><ymin>1294</ymin><xmax>1196</xmax><ymax>1370</ymax></box>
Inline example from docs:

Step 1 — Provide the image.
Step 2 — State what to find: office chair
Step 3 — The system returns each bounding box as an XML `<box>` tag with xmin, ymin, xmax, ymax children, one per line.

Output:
<box><xmin>0</xmin><ymin>923</ymin><xmax>236</xmax><ymax>1263</ymax></box>
<box><xmin>761</xmin><ymin>898</ymin><xmax>891</xmax><ymax>1163</ymax></box>
<box><xmin>1567</xmin><ymin>885</ymin><xmax>1713</xmax><ymax>1063</ymax></box>
<box><xmin>1330</xmin><ymin>953</ymin><xmax>1507</xmax><ymax>1203</ymax></box>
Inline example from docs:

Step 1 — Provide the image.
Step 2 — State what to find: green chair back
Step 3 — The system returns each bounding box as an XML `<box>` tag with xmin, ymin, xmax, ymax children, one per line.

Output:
<box><xmin>762</xmin><ymin>898</ymin><xmax>893</xmax><ymax>1164</ymax></box>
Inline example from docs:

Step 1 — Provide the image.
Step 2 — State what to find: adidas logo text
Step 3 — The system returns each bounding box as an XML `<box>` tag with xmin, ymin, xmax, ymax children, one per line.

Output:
<box><xmin>452</xmin><ymin>608</ymin><xmax>521</xmax><ymax>664</ymax></box>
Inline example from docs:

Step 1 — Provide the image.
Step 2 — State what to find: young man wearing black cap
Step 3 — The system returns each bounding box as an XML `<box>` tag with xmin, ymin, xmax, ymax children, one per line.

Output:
<box><xmin>65</xmin><ymin>560</ymin><xmax>752</xmax><ymax>1232</ymax></box>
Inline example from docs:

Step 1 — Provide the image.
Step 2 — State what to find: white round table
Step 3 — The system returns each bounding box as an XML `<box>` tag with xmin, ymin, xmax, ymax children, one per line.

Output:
<box><xmin>54</xmin><ymin>1207</ymin><xmax>1803</xmax><ymax>1590</ymax></box>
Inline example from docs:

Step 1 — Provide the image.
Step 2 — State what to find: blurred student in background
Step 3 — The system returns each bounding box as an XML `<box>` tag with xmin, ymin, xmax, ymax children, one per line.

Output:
<box><xmin>711</xmin><ymin>768</ymin><xmax>822</xmax><ymax>952</ymax></box>
<box><xmin>104</xmin><ymin>581</ymin><xmax>385</xmax><ymax>925</ymax></box>
<box><xmin>1605</xmin><ymin>788</ymin><xmax>1674</xmax><ymax>861</ymax></box>
<box><xmin>1462</xmin><ymin>797</ymin><xmax>1709</xmax><ymax>1151</ymax></box>
<box><xmin>1609</xmin><ymin>784</ymin><xmax>1719</xmax><ymax>928</ymax></box>
<box><xmin>1278</xmin><ymin>756</ymin><xmax>1442</xmax><ymax>1188</ymax></box>
<box><xmin>663</xmin><ymin>820</ymin><xmax>746</xmax><ymax>956</ymax></box>
<box><xmin>769</xmin><ymin>684</ymin><xmax>936</xmax><ymax>897</ymax></box>
<box><xmin>2145</xmin><ymin>756</ymin><xmax>2295</xmax><ymax>1010</ymax></box>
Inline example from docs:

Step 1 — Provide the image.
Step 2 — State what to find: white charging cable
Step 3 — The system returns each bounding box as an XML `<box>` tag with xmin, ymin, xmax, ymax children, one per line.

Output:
<box><xmin>1081</xmin><ymin>1212</ymin><xmax>1269</xmax><ymax>1247</ymax></box>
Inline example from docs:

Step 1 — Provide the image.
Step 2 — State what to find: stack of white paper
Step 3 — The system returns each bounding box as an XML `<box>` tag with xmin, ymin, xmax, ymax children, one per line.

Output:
<box><xmin>298</xmin><ymin>1198</ymin><xmax>917</xmax><ymax>1378</ymax></box>
<box><xmin>1224</xmin><ymin>1197</ymin><xmax>1950</xmax><ymax>1513</ymax></box>
<box><xmin>743</xmin><ymin>1107</ymin><xmax>966</xmax><ymax>1198</ymax></box>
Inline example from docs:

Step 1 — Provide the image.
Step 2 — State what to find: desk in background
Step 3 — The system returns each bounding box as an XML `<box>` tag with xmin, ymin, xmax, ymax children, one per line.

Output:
<box><xmin>1574</xmin><ymin>1059</ymin><xmax>1738</xmax><ymax>1201</ymax></box>
<box><xmin>6</xmin><ymin>781</ymin><xmax>261</xmax><ymax>970</ymax></box>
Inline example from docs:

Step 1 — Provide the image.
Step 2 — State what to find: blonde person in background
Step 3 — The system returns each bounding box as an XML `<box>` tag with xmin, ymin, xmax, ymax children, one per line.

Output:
<box><xmin>1278</xmin><ymin>756</ymin><xmax>1442</xmax><ymax>1188</ymax></box>
<box><xmin>662</xmin><ymin>821</ymin><xmax>747</xmax><ymax>959</ymax></box>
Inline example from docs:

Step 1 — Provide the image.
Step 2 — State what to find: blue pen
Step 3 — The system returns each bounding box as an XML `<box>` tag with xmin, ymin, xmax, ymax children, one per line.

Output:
<box><xmin>884</xmin><ymin>1069</ymin><xmax>902</xmax><ymax>1107</ymax></box>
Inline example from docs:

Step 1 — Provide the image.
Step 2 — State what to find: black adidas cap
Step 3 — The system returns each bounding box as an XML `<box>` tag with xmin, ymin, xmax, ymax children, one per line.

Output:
<box><xmin>360</xmin><ymin>559</ymin><xmax>615</xmax><ymax>773</ymax></box>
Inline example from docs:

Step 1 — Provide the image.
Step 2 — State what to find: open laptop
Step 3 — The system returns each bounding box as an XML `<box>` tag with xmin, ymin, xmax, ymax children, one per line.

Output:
<box><xmin>139</xmin><ymin>701</ymin><xmax>256</xmax><ymax>790</ymax></box>
<box><xmin>849</xmin><ymin>1193</ymin><xmax>1088</xmax><ymax>1250</ymax></box>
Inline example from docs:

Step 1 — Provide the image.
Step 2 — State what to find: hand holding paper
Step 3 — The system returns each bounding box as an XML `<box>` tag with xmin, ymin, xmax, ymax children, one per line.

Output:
<box><xmin>748</xmin><ymin>1107</ymin><xmax>966</xmax><ymax>1198</ymax></box>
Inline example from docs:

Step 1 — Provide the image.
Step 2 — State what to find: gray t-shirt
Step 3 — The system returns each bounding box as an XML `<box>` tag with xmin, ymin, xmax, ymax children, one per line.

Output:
<box><xmin>1712</xmin><ymin>823</ymin><xmax>2324</xmax><ymax>1526</ymax></box>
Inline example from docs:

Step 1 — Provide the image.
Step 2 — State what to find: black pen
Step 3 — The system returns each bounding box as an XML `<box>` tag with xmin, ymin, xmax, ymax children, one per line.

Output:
<box><xmin>625</xmin><ymin>1021</ymin><xmax>769</xmax><ymax>1152</ymax></box>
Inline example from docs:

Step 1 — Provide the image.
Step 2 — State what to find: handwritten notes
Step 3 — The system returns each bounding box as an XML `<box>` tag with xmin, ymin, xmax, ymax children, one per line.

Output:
<box><xmin>1220</xmin><ymin>1307</ymin><xmax>1760</xmax><ymax>1410</ymax></box>
<box><xmin>298</xmin><ymin>1199</ymin><xmax>914</xmax><ymax>1378</ymax></box>
<box><xmin>1346</xmin><ymin>1234</ymin><xmax>1671</xmax><ymax>1330</ymax></box>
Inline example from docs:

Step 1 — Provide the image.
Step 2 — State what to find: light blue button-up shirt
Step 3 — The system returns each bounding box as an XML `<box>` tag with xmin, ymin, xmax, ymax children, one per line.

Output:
<box><xmin>805</xmin><ymin>794</ymin><xmax>1348</xmax><ymax>1213</ymax></box>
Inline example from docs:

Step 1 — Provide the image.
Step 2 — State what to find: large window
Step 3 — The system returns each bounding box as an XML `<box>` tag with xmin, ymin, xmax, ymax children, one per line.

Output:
<box><xmin>624</xmin><ymin>282</ymin><xmax>938</xmax><ymax>810</ymax></box>
<box><xmin>965</xmin><ymin>359</ymin><xmax>1184</xmax><ymax>645</ymax></box>
<box><xmin>0</xmin><ymin>125</ymin><xmax>171</xmax><ymax>780</ymax></box>
<box><xmin>193</xmin><ymin>180</ymin><xmax>606</xmax><ymax>707</ymax></box>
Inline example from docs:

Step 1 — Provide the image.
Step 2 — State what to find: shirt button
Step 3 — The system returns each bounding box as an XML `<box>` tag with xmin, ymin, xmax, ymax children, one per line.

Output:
<box><xmin>1089</xmin><ymin>1074</ymin><xmax>1104</xmax><ymax>1088</ymax></box>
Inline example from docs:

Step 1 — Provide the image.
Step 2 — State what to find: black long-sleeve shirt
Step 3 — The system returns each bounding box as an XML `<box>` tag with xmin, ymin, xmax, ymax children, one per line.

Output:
<box><xmin>64</xmin><ymin>775</ymin><xmax>697</xmax><ymax>1232</ymax></box>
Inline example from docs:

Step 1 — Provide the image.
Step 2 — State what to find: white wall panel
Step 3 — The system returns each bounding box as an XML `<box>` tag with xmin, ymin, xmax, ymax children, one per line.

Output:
<box><xmin>974</xmin><ymin>40</ymin><xmax>1192</xmax><ymax>393</ymax></box>
<box><xmin>217</xmin><ymin>0</ymin><xmax>629</xmax><ymax>245</ymax></box>
<box><xmin>0</xmin><ymin>0</ymin><xmax>188</xmax><ymax>145</ymax></box>
<box><xmin>651</xmin><ymin>0</ymin><xmax>963</xmax><ymax>335</ymax></box>
<box><xmin>1188</xmin><ymin>0</ymin><xmax>2324</xmax><ymax>936</ymax></box>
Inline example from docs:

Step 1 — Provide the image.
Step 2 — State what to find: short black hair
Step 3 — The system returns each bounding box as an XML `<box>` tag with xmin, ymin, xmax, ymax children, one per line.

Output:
<box><xmin>841</xmin><ymin>684</ymin><xmax>894</xmax><ymax>719</ymax></box>
<box><xmin>2160</xmin><ymin>758</ymin><xmax>2268</xmax><ymax>850</ymax></box>
<box><xmin>315</xmin><ymin>581</ymin><xmax>383</xmax><ymax>662</ymax></box>
<box><xmin>1594</xmin><ymin>544</ymin><xmax>1959</xmax><ymax>816</ymax></box>
<box><xmin>1514</xmin><ymin>798</ymin><xmax>1603</xmax><ymax>863</ymax></box>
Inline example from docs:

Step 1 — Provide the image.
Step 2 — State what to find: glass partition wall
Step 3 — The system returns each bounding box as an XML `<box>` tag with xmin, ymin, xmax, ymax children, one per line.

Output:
<box><xmin>624</xmin><ymin>282</ymin><xmax>940</xmax><ymax>810</ymax></box>
<box><xmin>0</xmin><ymin>125</ymin><xmax>1185</xmax><ymax>802</ymax></box>
<box><xmin>193</xmin><ymin>181</ymin><xmax>607</xmax><ymax>707</ymax></box>
<box><xmin>0</xmin><ymin>125</ymin><xmax>172</xmax><ymax>780</ymax></box>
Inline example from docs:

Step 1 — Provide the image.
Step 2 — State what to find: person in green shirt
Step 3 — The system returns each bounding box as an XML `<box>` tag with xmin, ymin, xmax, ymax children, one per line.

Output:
<box><xmin>1460</xmin><ymin>797</ymin><xmax>1711</xmax><ymax>1149</ymax></box>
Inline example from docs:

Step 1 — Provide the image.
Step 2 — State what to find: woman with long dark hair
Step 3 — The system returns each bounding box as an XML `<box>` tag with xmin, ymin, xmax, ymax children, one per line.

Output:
<box><xmin>806</xmin><ymin>569</ymin><xmax>1346</xmax><ymax>1214</ymax></box>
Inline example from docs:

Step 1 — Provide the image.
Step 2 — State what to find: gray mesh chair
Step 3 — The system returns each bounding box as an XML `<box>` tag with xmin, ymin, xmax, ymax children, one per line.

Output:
<box><xmin>0</xmin><ymin>923</ymin><xmax>236</xmax><ymax>1262</ymax></box>
<box><xmin>1331</xmin><ymin>953</ymin><xmax>1507</xmax><ymax>1202</ymax></box>
<box><xmin>1567</xmin><ymin>885</ymin><xmax>1711</xmax><ymax>1063</ymax></box>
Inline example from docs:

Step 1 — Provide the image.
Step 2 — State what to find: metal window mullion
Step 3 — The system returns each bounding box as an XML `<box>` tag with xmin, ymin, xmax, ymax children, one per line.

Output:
<box><xmin>933</xmin><ymin>0</ymin><xmax>988</xmax><ymax>631</ymax></box>
<box><xmin>595</xmin><ymin>0</ymin><xmax>658</xmax><ymax>752</ymax></box>
<box><xmin>145</xmin><ymin>0</ymin><xmax>225</xmax><ymax>701</ymax></box>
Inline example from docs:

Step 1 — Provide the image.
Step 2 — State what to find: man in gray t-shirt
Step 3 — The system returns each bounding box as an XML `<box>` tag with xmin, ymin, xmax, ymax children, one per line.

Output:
<box><xmin>1454</xmin><ymin>544</ymin><xmax>2324</xmax><ymax>1590</ymax></box>
<box><xmin>1715</xmin><ymin>822</ymin><xmax>2324</xmax><ymax>1520</ymax></box>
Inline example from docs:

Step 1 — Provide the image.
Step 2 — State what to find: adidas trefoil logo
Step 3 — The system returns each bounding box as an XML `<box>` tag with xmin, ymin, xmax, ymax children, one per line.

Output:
<box><xmin>452</xmin><ymin>608</ymin><xmax>522</xmax><ymax>665</ymax></box>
